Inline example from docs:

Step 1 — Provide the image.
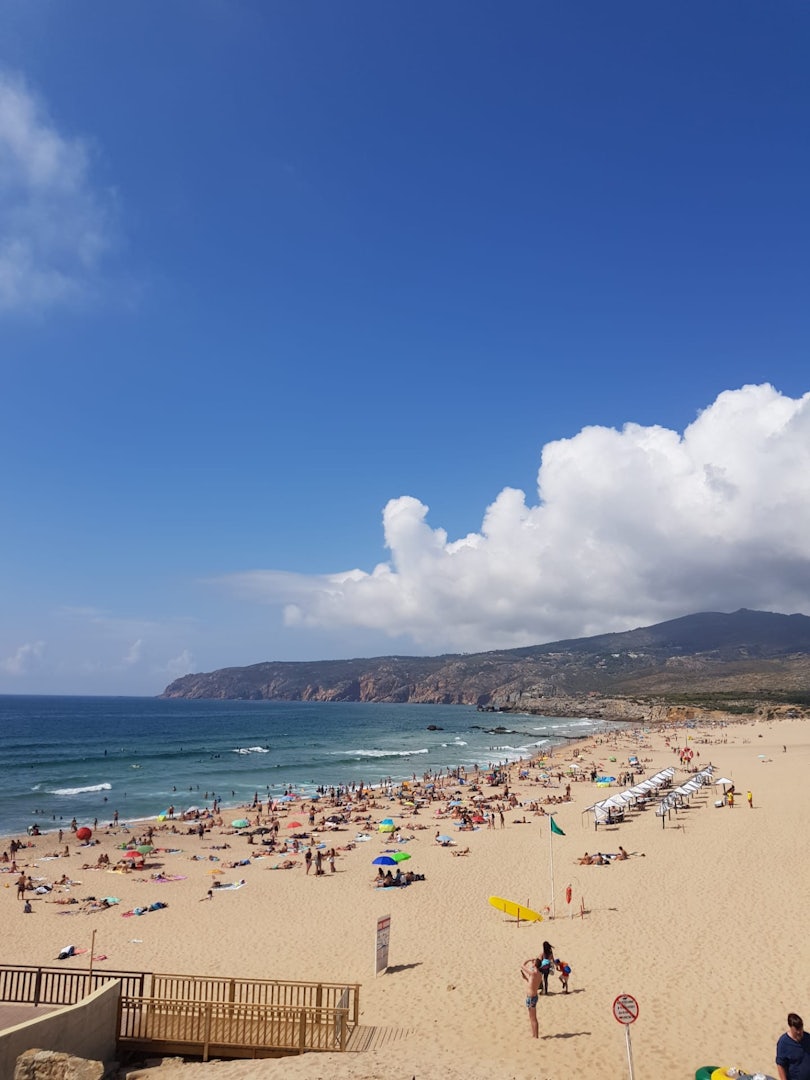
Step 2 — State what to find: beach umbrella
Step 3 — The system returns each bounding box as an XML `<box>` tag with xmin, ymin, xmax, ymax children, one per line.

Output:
<box><xmin>136</xmin><ymin>844</ymin><xmax>154</xmax><ymax>855</ymax></box>
<box><xmin>208</xmin><ymin>867</ymin><xmax>224</xmax><ymax>875</ymax></box>
<box><xmin>123</xmin><ymin>850</ymin><xmax>144</xmax><ymax>861</ymax></box>
<box><xmin>436</xmin><ymin>835</ymin><xmax>452</xmax><ymax>844</ymax></box>
<box><xmin>287</xmin><ymin>821</ymin><xmax>303</xmax><ymax>829</ymax></box>
<box><xmin>372</xmin><ymin>856</ymin><xmax>397</xmax><ymax>866</ymax></box>
<box><xmin>380</xmin><ymin>818</ymin><xmax>395</xmax><ymax>825</ymax></box>
<box><xmin>76</xmin><ymin>827</ymin><xmax>92</xmax><ymax>841</ymax></box>
<box><xmin>231</xmin><ymin>819</ymin><xmax>250</xmax><ymax>829</ymax></box>
<box><xmin>392</xmin><ymin>852</ymin><xmax>411</xmax><ymax>862</ymax></box>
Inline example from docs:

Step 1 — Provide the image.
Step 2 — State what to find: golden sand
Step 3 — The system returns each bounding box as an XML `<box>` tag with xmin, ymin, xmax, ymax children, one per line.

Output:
<box><xmin>3</xmin><ymin>716</ymin><xmax>806</xmax><ymax>1080</ymax></box>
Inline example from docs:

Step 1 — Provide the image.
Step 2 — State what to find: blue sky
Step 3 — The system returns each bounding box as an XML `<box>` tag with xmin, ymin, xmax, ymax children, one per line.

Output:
<box><xmin>1</xmin><ymin>1</ymin><xmax>809</xmax><ymax>695</ymax></box>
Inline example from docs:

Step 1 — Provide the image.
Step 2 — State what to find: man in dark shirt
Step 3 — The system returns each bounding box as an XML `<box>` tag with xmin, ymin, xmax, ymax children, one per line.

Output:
<box><xmin>776</xmin><ymin>1013</ymin><xmax>810</xmax><ymax>1080</ymax></box>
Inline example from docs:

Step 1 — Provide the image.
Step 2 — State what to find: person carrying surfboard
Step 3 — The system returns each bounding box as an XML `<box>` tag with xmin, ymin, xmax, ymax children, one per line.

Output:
<box><xmin>520</xmin><ymin>957</ymin><xmax>542</xmax><ymax>1038</ymax></box>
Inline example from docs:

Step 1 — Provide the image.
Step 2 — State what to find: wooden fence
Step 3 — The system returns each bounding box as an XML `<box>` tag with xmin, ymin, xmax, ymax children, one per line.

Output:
<box><xmin>0</xmin><ymin>965</ymin><xmax>360</xmax><ymax>1059</ymax></box>
<box><xmin>150</xmin><ymin>973</ymin><xmax>360</xmax><ymax>1025</ymax></box>
<box><xmin>0</xmin><ymin>964</ymin><xmax>145</xmax><ymax>1007</ymax></box>
<box><xmin>117</xmin><ymin>995</ymin><xmax>352</xmax><ymax>1059</ymax></box>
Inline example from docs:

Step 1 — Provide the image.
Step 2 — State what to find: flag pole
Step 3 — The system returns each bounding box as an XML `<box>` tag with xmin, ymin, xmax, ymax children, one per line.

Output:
<box><xmin>549</xmin><ymin>817</ymin><xmax>555</xmax><ymax>920</ymax></box>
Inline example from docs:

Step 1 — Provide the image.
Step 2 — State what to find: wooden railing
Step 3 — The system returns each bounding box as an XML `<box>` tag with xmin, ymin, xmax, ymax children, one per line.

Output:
<box><xmin>0</xmin><ymin>965</ymin><xmax>359</xmax><ymax>1057</ymax></box>
<box><xmin>150</xmin><ymin>974</ymin><xmax>360</xmax><ymax>1025</ymax></box>
<box><xmin>0</xmin><ymin>964</ymin><xmax>145</xmax><ymax>1007</ymax></box>
<box><xmin>118</xmin><ymin>995</ymin><xmax>351</xmax><ymax>1059</ymax></box>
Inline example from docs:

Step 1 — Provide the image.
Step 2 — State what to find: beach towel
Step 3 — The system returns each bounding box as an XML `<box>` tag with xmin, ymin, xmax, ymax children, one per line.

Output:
<box><xmin>215</xmin><ymin>881</ymin><xmax>247</xmax><ymax>891</ymax></box>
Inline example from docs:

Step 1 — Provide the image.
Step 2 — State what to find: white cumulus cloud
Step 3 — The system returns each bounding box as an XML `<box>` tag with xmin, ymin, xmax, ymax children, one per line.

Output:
<box><xmin>0</xmin><ymin>70</ymin><xmax>117</xmax><ymax>312</ymax></box>
<box><xmin>217</xmin><ymin>384</ymin><xmax>810</xmax><ymax>652</ymax></box>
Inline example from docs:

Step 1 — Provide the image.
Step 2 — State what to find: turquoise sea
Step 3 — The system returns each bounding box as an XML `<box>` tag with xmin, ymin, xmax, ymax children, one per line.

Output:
<box><xmin>0</xmin><ymin>696</ymin><xmax>617</xmax><ymax>838</ymax></box>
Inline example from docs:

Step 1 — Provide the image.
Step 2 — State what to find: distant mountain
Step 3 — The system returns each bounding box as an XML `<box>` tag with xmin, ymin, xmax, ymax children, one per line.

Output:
<box><xmin>160</xmin><ymin>609</ymin><xmax>810</xmax><ymax>713</ymax></box>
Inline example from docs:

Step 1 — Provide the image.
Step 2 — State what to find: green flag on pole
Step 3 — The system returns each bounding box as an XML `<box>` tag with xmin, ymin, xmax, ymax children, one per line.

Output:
<box><xmin>550</xmin><ymin>817</ymin><xmax>565</xmax><ymax>836</ymax></box>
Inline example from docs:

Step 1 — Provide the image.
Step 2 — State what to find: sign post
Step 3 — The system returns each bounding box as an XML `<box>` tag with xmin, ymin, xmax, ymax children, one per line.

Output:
<box><xmin>612</xmin><ymin>993</ymin><xmax>639</xmax><ymax>1080</ymax></box>
<box><xmin>375</xmin><ymin>915</ymin><xmax>391</xmax><ymax>976</ymax></box>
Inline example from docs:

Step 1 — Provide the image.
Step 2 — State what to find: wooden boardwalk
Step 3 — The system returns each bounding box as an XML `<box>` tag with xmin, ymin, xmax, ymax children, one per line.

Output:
<box><xmin>1</xmin><ymin>965</ymin><xmax>365</xmax><ymax>1062</ymax></box>
<box><xmin>344</xmin><ymin>1023</ymin><xmax>417</xmax><ymax>1052</ymax></box>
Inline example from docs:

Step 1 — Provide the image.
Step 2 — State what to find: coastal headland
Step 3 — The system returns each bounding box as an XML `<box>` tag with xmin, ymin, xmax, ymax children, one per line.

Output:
<box><xmin>1</xmin><ymin>712</ymin><xmax>806</xmax><ymax>1080</ymax></box>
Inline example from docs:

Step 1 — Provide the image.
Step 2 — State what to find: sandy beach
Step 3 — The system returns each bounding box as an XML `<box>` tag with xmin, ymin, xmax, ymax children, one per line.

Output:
<box><xmin>2</xmin><ymin>714</ymin><xmax>807</xmax><ymax>1080</ymax></box>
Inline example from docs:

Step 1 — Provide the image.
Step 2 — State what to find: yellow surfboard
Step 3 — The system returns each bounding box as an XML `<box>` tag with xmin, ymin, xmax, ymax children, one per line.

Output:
<box><xmin>488</xmin><ymin>896</ymin><xmax>543</xmax><ymax>922</ymax></box>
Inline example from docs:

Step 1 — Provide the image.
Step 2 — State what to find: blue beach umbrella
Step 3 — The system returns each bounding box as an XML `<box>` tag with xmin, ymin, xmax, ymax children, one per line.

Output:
<box><xmin>436</xmin><ymin>835</ymin><xmax>452</xmax><ymax>844</ymax></box>
<box><xmin>372</xmin><ymin>856</ymin><xmax>397</xmax><ymax>866</ymax></box>
<box><xmin>231</xmin><ymin>818</ymin><xmax>250</xmax><ymax>829</ymax></box>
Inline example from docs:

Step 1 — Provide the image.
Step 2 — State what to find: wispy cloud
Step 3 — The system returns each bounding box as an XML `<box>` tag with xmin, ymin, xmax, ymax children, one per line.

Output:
<box><xmin>215</xmin><ymin>384</ymin><xmax>810</xmax><ymax>652</ymax></box>
<box><xmin>0</xmin><ymin>70</ymin><xmax>118</xmax><ymax>313</ymax></box>
<box><xmin>123</xmin><ymin>639</ymin><xmax>143</xmax><ymax>666</ymax></box>
<box><xmin>1</xmin><ymin>640</ymin><xmax>45</xmax><ymax>675</ymax></box>
<box><xmin>159</xmin><ymin>649</ymin><xmax>195</xmax><ymax>679</ymax></box>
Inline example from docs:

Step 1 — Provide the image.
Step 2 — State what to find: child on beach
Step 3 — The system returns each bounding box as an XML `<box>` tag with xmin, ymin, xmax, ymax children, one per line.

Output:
<box><xmin>555</xmin><ymin>958</ymin><xmax>572</xmax><ymax>993</ymax></box>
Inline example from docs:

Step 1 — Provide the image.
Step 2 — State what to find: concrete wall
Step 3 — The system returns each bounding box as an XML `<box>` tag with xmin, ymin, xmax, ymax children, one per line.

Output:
<box><xmin>0</xmin><ymin>980</ymin><xmax>120</xmax><ymax>1077</ymax></box>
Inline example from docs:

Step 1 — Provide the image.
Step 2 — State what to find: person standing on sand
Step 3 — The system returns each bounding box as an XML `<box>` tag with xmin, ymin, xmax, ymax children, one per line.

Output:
<box><xmin>776</xmin><ymin>1012</ymin><xmax>810</xmax><ymax>1080</ymax></box>
<box><xmin>540</xmin><ymin>941</ymin><xmax>555</xmax><ymax>994</ymax></box>
<box><xmin>747</xmin><ymin>790</ymin><xmax>754</xmax><ymax>808</ymax></box>
<box><xmin>520</xmin><ymin>957</ymin><xmax>542</xmax><ymax>1037</ymax></box>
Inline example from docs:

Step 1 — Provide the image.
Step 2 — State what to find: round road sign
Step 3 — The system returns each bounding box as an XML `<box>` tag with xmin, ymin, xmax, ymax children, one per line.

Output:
<box><xmin>612</xmin><ymin>994</ymin><xmax>639</xmax><ymax>1025</ymax></box>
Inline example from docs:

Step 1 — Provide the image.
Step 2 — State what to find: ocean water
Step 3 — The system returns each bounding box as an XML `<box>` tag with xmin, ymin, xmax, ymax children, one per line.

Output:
<box><xmin>0</xmin><ymin>696</ymin><xmax>616</xmax><ymax>838</ymax></box>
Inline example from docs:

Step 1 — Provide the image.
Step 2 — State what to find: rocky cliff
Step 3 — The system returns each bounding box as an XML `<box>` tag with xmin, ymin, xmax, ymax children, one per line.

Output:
<box><xmin>161</xmin><ymin>609</ymin><xmax>810</xmax><ymax>716</ymax></box>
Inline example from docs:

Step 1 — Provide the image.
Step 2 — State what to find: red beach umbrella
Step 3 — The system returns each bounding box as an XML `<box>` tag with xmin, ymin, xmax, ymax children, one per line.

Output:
<box><xmin>288</xmin><ymin>821</ymin><xmax>303</xmax><ymax>829</ymax></box>
<box><xmin>123</xmin><ymin>850</ymin><xmax>144</xmax><ymax>861</ymax></box>
<box><xmin>76</xmin><ymin>827</ymin><xmax>92</xmax><ymax>841</ymax></box>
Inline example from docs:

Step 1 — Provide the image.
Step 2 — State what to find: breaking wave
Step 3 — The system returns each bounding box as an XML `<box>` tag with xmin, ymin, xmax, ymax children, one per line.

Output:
<box><xmin>47</xmin><ymin>783</ymin><xmax>112</xmax><ymax>796</ymax></box>
<box><xmin>340</xmin><ymin>748</ymin><xmax>430</xmax><ymax>759</ymax></box>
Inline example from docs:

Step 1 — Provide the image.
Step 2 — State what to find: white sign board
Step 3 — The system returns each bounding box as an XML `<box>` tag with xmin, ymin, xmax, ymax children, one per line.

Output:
<box><xmin>375</xmin><ymin>915</ymin><xmax>391</xmax><ymax>976</ymax></box>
